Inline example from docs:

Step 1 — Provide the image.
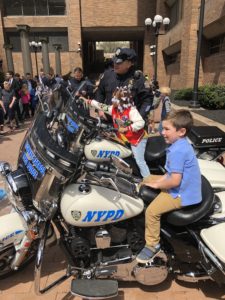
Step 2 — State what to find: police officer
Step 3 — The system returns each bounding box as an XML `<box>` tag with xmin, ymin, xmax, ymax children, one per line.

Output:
<box><xmin>96</xmin><ymin>48</ymin><xmax>153</xmax><ymax>120</ymax></box>
<box><xmin>69</xmin><ymin>67</ymin><xmax>94</xmax><ymax>98</ymax></box>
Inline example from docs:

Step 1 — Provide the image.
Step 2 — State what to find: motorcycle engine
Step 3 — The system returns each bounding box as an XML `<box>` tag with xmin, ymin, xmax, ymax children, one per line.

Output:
<box><xmin>68</xmin><ymin>223</ymin><xmax>144</xmax><ymax>258</ymax></box>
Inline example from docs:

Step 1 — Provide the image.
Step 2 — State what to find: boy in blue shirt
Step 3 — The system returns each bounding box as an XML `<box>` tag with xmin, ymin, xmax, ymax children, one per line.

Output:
<box><xmin>136</xmin><ymin>109</ymin><xmax>202</xmax><ymax>263</ymax></box>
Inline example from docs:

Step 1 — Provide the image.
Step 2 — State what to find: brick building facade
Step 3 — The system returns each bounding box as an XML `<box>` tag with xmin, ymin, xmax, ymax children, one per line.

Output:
<box><xmin>0</xmin><ymin>0</ymin><xmax>224</xmax><ymax>90</ymax></box>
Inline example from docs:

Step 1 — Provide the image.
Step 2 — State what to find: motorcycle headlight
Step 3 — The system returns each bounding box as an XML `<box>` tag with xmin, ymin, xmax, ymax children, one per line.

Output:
<box><xmin>0</xmin><ymin>161</ymin><xmax>32</xmax><ymax>211</ymax></box>
<box><xmin>0</xmin><ymin>170</ymin><xmax>17</xmax><ymax>208</ymax></box>
<box><xmin>0</xmin><ymin>163</ymin><xmax>14</xmax><ymax>214</ymax></box>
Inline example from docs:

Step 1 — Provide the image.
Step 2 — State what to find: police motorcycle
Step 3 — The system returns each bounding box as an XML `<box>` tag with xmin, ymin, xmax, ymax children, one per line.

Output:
<box><xmin>0</xmin><ymin>86</ymin><xmax>225</xmax><ymax>299</ymax></box>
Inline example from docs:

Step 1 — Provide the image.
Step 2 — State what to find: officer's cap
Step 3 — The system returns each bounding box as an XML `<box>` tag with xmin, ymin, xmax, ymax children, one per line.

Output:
<box><xmin>113</xmin><ymin>48</ymin><xmax>137</xmax><ymax>64</ymax></box>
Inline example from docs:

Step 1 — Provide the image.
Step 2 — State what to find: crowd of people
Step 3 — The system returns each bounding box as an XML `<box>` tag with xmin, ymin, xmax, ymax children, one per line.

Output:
<box><xmin>0</xmin><ymin>67</ymin><xmax>94</xmax><ymax>133</ymax></box>
<box><xmin>0</xmin><ymin>49</ymin><xmax>172</xmax><ymax>137</ymax></box>
<box><xmin>0</xmin><ymin>71</ymin><xmax>39</xmax><ymax>132</ymax></box>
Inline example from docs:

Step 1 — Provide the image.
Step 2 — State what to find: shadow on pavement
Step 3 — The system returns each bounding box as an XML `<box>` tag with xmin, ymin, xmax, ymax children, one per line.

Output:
<box><xmin>174</xmin><ymin>278</ymin><xmax>225</xmax><ymax>299</ymax></box>
<box><xmin>0</xmin><ymin>244</ymin><xmax>67</xmax><ymax>291</ymax></box>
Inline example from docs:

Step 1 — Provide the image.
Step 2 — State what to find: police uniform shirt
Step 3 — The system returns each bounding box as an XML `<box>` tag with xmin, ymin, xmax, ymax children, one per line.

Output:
<box><xmin>96</xmin><ymin>68</ymin><xmax>153</xmax><ymax>119</ymax></box>
<box><xmin>69</xmin><ymin>77</ymin><xmax>94</xmax><ymax>98</ymax></box>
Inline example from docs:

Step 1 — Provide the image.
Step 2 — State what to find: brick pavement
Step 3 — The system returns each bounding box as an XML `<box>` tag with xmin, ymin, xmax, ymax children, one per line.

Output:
<box><xmin>0</xmin><ymin>119</ymin><xmax>225</xmax><ymax>300</ymax></box>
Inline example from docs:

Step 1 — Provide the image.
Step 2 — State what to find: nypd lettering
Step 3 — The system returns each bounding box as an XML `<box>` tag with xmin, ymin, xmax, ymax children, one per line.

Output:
<box><xmin>96</xmin><ymin>150</ymin><xmax>120</xmax><ymax>158</ymax></box>
<box><xmin>2</xmin><ymin>230</ymin><xmax>24</xmax><ymax>242</ymax></box>
<box><xmin>82</xmin><ymin>209</ymin><xmax>124</xmax><ymax>223</ymax></box>
<box><xmin>202</xmin><ymin>137</ymin><xmax>222</xmax><ymax>144</ymax></box>
<box><xmin>22</xmin><ymin>141</ymin><xmax>46</xmax><ymax>180</ymax></box>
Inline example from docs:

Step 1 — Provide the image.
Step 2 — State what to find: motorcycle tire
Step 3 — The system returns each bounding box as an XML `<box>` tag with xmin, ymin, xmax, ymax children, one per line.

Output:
<box><xmin>0</xmin><ymin>243</ymin><xmax>38</xmax><ymax>279</ymax></box>
<box><xmin>0</xmin><ymin>224</ymin><xmax>55</xmax><ymax>279</ymax></box>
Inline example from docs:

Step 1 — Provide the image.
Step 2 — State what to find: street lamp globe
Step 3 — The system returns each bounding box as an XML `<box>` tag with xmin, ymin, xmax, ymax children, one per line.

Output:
<box><xmin>154</xmin><ymin>15</ymin><xmax>163</xmax><ymax>24</ymax></box>
<box><xmin>145</xmin><ymin>14</ymin><xmax>170</xmax><ymax>81</ymax></box>
<box><xmin>144</xmin><ymin>17</ymin><xmax>152</xmax><ymax>26</ymax></box>
<box><xmin>31</xmin><ymin>41</ymin><xmax>37</xmax><ymax>46</ymax></box>
<box><xmin>163</xmin><ymin>17</ymin><xmax>170</xmax><ymax>25</ymax></box>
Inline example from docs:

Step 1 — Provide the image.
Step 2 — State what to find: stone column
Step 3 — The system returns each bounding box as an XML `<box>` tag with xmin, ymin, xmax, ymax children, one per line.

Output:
<box><xmin>53</xmin><ymin>44</ymin><xmax>62</xmax><ymax>75</ymax></box>
<box><xmin>17</xmin><ymin>25</ymin><xmax>32</xmax><ymax>75</ymax></box>
<box><xmin>3</xmin><ymin>44</ymin><xmax>14</xmax><ymax>72</ymax></box>
<box><xmin>40</xmin><ymin>37</ymin><xmax>50</xmax><ymax>74</ymax></box>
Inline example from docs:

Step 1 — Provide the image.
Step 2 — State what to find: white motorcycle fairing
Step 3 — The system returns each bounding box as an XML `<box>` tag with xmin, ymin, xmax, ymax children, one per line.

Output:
<box><xmin>198</xmin><ymin>159</ymin><xmax>225</xmax><ymax>189</ymax></box>
<box><xmin>201</xmin><ymin>223</ymin><xmax>225</xmax><ymax>264</ymax></box>
<box><xmin>84</xmin><ymin>139</ymin><xmax>132</xmax><ymax>162</ymax></box>
<box><xmin>60</xmin><ymin>184</ymin><xmax>144</xmax><ymax>227</ymax></box>
<box><xmin>0</xmin><ymin>212</ymin><xmax>27</xmax><ymax>248</ymax></box>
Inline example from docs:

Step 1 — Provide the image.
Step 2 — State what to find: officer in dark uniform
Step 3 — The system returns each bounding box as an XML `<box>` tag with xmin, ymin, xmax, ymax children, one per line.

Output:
<box><xmin>96</xmin><ymin>48</ymin><xmax>153</xmax><ymax>120</ymax></box>
<box><xmin>69</xmin><ymin>67</ymin><xmax>94</xmax><ymax>98</ymax></box>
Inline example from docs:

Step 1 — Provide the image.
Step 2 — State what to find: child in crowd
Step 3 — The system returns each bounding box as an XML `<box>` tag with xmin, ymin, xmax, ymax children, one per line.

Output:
<box><xmin>147</xmin><ymin>80</ymin><xmax>161</xmax><ymax>134</ymax></box>
<box><xmin>81</xmin><ymin>87</ymin><xmax>150</xmax><ymax>178</ymax></box>
<box><xmin>19</xmin><ymin>83</ymin><xmax>31</xmax><ymax>120</ymax></box>
<box><xmin>136</xmin><ymin>109</ymin><xmax>202</xmax><ymax>263</ymax></box>
<box><xmin>158</xmin><ymin>86</ymin><xmax>171</xmax><ymax>135</ymax></box>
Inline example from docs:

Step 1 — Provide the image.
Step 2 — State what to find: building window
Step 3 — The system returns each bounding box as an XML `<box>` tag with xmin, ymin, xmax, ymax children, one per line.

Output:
<box><xmin>163</xmin><ymin>50</ymin><xmax>181</xmax><ymax>74</ymax></box>
<box><xmin>23</xmin><ymin>0</ymin><xmax>36</xmax><ymax>15</ymax></box>
<box><xmin>49</xmin><ymin>0</ymin><xmax>66</xmax><ymax>15</ymax></box>
<box><xmin>209</xmin><ymin>34</ymin><xmax>225</xmax><ymax>55</ymax></box>
<box><xmin>165</xmin><ymin>0</ymin><xmax>183</xmax><ymax>29</ymax></box>
<box><xmin>164</xmin><ymin>51</ymin><xmax>181</xmax><ymax>65</ymax></box>
<box><xmin>6</xmin><ymin>31</ymin><xmax>69</xmax><ymax>52</ymax></box>
<box><xmin>3</xmin><ymin>0</ymin><xmax>66</xmax><ymax>16</ymax></box>
<box><xmin>3</xmin><ymin>0</ymin><xmax>22</xmax><ymax>15</ymax></box>
<box><xmin>35</xmin><ymin>0</ymin><xmax>48</xmax><ymax>15</ymax></box>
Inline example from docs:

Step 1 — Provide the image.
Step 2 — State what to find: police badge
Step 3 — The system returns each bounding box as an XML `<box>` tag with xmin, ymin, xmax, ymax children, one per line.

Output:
<box><xmin>71</xmin><ymin>210</ymin><xmax>81</xmax><ymax>221</ymax></box>
<box><xmin>115</xmin><ymin>48</ymin><xmax>121</xmax><ymax>56</ymax></box>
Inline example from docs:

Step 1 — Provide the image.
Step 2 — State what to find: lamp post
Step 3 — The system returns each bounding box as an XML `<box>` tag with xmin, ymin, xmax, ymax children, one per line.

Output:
<box><xmin>145</xmin><ymin>15</ymin><xmax>170</xmax><ymax>81</ymax></box>
<box><xmin>29</xmin><ymin>41</ymin><xmax>42</xmax><ymax>77</ymax></box>
<box><xmin>189</xmin><ymin>0</ymin><xmax>205</xmax><ymax>108</ymax></box>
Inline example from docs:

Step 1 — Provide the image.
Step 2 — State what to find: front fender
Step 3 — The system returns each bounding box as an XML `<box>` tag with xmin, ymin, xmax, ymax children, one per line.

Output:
<box><xmin>198</xmin><ymin>159</ymin><xmax>225</xmax><ymax>189</ymax></box>
<box><xmin>0</xmin><ymin>212</ymin><xmax>27</xmax><ymax>248</ymax></box>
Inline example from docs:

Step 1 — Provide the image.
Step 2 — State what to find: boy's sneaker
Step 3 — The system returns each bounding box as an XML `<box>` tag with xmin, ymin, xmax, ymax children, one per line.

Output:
<box><xmin>136</xmin><ymin>244</ymin><xmax>160</xmax><ymax>263</ymax></box>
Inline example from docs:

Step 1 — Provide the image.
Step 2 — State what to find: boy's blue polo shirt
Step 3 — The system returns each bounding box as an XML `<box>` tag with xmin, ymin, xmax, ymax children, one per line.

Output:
<box><xmin>165</xmin><ymin>137</ymin><xmax>202</xmax><ymax>206</ymax></box>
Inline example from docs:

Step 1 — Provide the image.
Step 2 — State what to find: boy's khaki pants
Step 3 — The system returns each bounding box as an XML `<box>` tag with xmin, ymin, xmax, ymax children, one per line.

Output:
<box><xmin>143</xmin><ymin>175</ymin><xmax>182</xmax><ymax>247</ymax></box>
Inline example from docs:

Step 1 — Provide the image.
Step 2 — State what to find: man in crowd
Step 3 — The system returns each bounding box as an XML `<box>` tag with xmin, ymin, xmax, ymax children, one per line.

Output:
<box><xmin>69</xmin><ymin>67</ymin><xmax>94</xmax><ymax>98</ymax></box>
<box><xmin>5</xmin><ymin>70</ymin><xmax>22</xmax><ymax>125</ymax></box>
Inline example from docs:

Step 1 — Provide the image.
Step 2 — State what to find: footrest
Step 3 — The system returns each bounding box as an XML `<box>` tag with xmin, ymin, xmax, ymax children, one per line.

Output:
<box><xmin>71</xmin><ymin>279</ymin><xmax>118</xmax><ymax>299</ymax></box>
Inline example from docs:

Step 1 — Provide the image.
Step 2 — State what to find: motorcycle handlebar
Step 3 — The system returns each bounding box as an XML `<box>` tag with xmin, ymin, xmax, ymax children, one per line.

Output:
<box><xmin>99</xmin><ymin>122</ymin><xmax>118</xmax><ymax>132</ymax></box>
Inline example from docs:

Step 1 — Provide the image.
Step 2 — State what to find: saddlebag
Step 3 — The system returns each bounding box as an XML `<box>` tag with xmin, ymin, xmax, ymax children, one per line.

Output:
<box><xmin>188</xmin><ymin>126</ymin><xmax>225</xmax><ymax>148</ymax></box>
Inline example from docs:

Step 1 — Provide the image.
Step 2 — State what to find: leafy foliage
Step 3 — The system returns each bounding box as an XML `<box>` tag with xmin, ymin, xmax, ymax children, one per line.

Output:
<box><xmin>173</xmin><ymin>85</ymin><xmax>225</xmax><ymax>109</ymax></box>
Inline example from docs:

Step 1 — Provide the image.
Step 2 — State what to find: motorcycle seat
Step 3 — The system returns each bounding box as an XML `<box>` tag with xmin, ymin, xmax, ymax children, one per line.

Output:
<box><xmin>166</xmin><ymin>175</ymin><xmax>214</xmax><ymax>226</ymax></box>
<box><xmin>139</xmin><ymin>176</ymin><xmax>214</xmax><ymax>226</ymax></box>
<box><xmin>145</xmin><ymin>136</ymin><xmax>167</xmax><ymax>162</ymax></box>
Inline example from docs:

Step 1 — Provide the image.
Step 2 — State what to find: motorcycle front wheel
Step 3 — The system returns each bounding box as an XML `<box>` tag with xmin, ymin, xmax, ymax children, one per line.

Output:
<box><xmin>0</xmin><ymin>243</ymin><xmax>37</xmax><ymax>279</ymax></box>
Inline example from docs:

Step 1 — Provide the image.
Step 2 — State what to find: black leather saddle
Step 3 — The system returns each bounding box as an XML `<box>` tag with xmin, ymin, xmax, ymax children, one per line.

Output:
<box><xmin>139</xmin><ymin>175</ymin><xmax>214</xmax><ymax>226</ymax></box>
<box><xmin>144</xmin><ymin>136</ymin><xmax>167</xmax><ymax>162</ymax></box>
